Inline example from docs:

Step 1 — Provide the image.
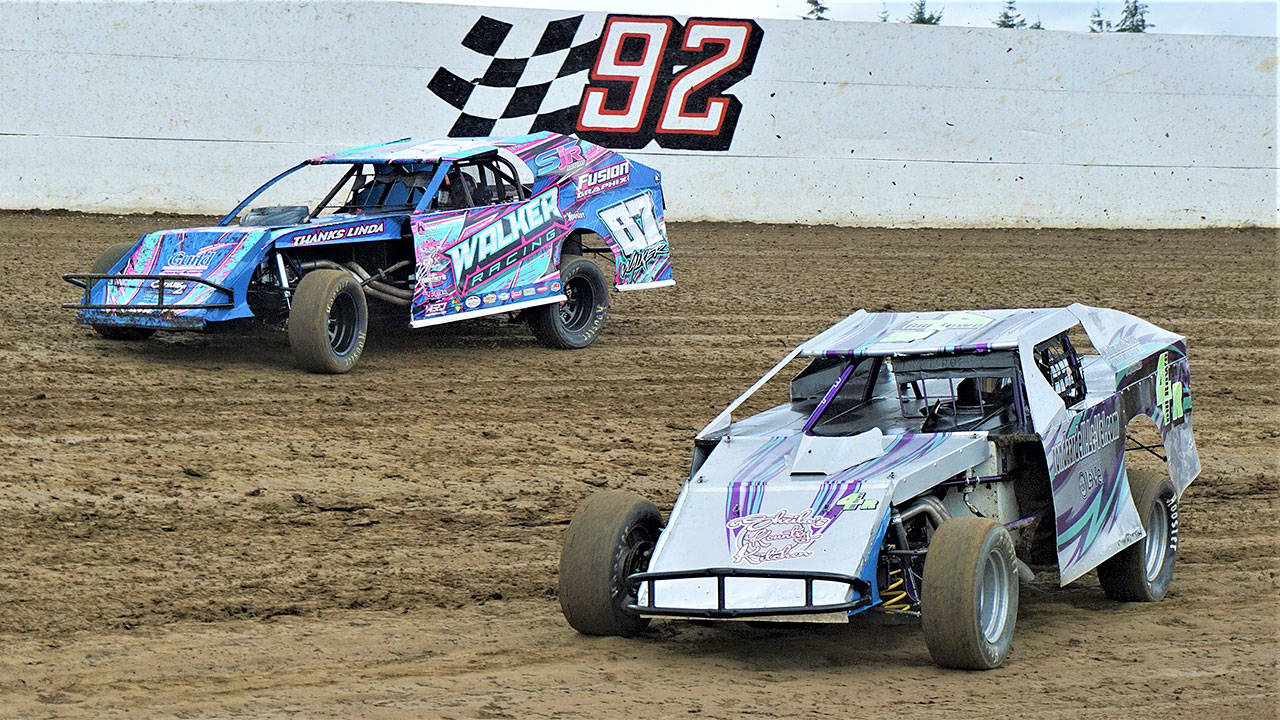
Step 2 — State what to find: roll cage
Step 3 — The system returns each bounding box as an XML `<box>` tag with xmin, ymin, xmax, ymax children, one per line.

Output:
<box><xmin>217</xmin><ymin>151</ymin><xmax>533</xmax><ymax>226</ymax></box>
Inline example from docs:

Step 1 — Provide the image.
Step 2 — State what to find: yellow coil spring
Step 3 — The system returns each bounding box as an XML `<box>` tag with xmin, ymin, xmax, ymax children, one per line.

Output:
<box><xmin>881</xmin><ymin>568</ymin><xmax>914</xmax><ymax>614</ymax></box>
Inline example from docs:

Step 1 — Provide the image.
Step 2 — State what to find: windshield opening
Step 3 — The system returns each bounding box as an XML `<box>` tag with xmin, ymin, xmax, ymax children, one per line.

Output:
<box><xmin>230</xmin><ymin>162</ymin><xmax>442</xmax><ymax>226</ymax></box>
<box><xmin>806</xmin><ymin>353</ymin><xmax>1027</xmax><ymax>437</ymax></box>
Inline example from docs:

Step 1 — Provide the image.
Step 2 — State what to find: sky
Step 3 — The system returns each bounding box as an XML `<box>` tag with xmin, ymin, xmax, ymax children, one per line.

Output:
<box><xmin>425</xmin><ymin>0</ymin><xmax>1279</xmax><ymax>37</ymax></box>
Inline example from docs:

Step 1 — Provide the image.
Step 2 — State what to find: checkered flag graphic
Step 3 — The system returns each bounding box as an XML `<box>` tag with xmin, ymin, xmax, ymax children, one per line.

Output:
<box><xmin>428</xmin><ymin>15</ymin><xmax>603</xmax><ymax>137</ymax></box>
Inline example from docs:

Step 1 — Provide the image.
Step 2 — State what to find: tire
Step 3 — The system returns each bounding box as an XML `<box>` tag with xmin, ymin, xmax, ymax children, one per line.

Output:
<box><xmin>921</xmin><ymin>517</ymin><xmax>1019</xmax><ymax>670</ymax></box>
<box><xmin>528</xmin><ymin>255</ymin><xmax>609</xmax><ymax>349</ymax></box>
<box><xmin>558</xmin><ymin>490</ymin><xmax>661</xmax><ymax>637</ymax></box>
<box><xmin>1097</xmin><ymin>469</ymin><xmax>1178</xmax><ymax>602</ymax></box>
<box><xmin>288</xmin><ymin>269</ymin><xmax>368</xmax><ymax>374</ymax></box>
<box><xmin>89</xmin><ymin>242</ymin><xmax>155</xmax><ymax>341</ymax></box>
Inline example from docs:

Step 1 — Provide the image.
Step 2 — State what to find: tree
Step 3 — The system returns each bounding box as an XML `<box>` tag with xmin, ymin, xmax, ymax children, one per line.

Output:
<box><xmin>1029</xmin><ymin>18</ymin><xmax>1043</xmax><ymax>29</ymax></box>
<box><xmin>1089</xmin><ymin>5</ymin><xmax>1113</xmax><ymax>32</ymax></box>
<box><xmin>904</xmin><ymin>0</ymin><xmax>942</xmax><ymax>25</ymax></box>
<box><xmin>878</xmin><ymin>3</ymin><xmax>889</xmax><ymax>22</ymax></box>
<box><xmin>994</xmin><ymin>0</ymin><xmax>1027</xmax><ymax>28</ymax></box>
<box><xmin>804</xmin><ymin>0</ymin><xmax>830</xmax><ymax>21</ymax></box>
<box><xmin>1115</xmin><ymin>0</ymin><xmax>1153</xmax><ymax>32</ymax></box>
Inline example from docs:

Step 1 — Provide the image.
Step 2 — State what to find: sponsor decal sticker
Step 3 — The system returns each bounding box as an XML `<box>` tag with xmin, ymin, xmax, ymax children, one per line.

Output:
<box><xmin>158</xmin><ymin>240</ymin><xmax>239</xmax><ymax>275</ymax></box>
<box><xmin>444</xmin><ymin>189</ymin><xmax>563</xmax><ymax>285</ymax></box>
<box><xmin>727</xmin><ymin>509</ymin><xmax>832</xmax><ymax>565</ymax></box>
<box><xmin>464</xmin><ymin>295</ymin><xmax>482</xmax><ymax>309</ymax></box>
<box><xmin>483</xmin><ymin>293</ymin><xmax>498</xmax><ymax>305</ymax></box>
<box><xmin>574</xmin><ymin>161</ymin><xmax>630</xmax><ymax>199</ymax></box>
<box><xmin>498</xmin><ymin>291</ymin><xmax>510</xmax><ymax>301</ymax></box>
<box><xmin>1050</xmin><ymin>409</ymin><xmax>1121</xmax><ymax>476</ymax></box>
<box><xmin>551</xmin><ymin>281</ymin><xmax>562</xmax><ymax>292</ymax></box>
<box><xmin>533</xmin><ymin>143</ymin><xmax>587</xmax><ymax>176</ymax></box>
<box><xmin>289</xmin><ymin>220</ymin><xmax>386</xmax><ymax>247</ymax></box>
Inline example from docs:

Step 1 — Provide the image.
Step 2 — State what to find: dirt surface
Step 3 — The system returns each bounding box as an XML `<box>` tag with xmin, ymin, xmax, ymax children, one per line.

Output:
<box><xmin>0</xmin><ymin>212</ymin><xmax>1275</xmax><ymax>718</ymax></box>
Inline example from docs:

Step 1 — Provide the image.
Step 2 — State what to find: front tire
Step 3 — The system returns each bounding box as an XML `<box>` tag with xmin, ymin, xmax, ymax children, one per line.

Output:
<box><xmin>1096</xmin><ymin>469</ymin><xmax>1178</xmax><ymax>602</ymax></box>
<box><xmin>921</xmin><ymin>517</ymin><xmax>1019</xmax><ymax>670</ymax></box>
<box><xmin>89</xmin><ymin>242</ymin><xmax>155</xmax><ymax>341</ymax></box>
<box><xmin>558</xmin><ymin>490</ymin><xmax>661</xmax><ymax>637</ymax></box>
<box><xmin>528</xmin><ymin>255</ymin><xmax>609</xmax><ymax>349</ymax></box>
<box><xmin>288</xmin><ymin>270</ymin><xmax>368</xmax><ymax>374</ymax></box>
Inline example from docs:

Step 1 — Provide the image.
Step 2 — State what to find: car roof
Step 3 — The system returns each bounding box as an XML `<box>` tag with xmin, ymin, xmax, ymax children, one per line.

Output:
<box><xmin>309</xmin><ymin>132</ymin><xmax>565</xmax><ymax>167</ymax></box>
<box><xmin>798</xmin><ymin>308</ymin><xmax>1078</xmax><ymax>357</ymax></box>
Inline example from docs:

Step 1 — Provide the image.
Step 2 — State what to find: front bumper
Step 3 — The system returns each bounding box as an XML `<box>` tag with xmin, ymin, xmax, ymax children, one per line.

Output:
<box><xmin>626</xmin><ymin>567</ymin><xmax>873</xmax><ymax>619</ymax></box>
<box><xmin>63</xmin><ymin>273</ymin><xmax>235</xmax><ymax>329</ymax></box>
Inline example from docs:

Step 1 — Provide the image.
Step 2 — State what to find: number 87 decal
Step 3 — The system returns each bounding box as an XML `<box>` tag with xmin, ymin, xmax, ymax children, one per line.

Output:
<box><xmin>575</xmin><ymin>16</ymin><xmax>763</xmax><ymax>152</ymax></box>
<box><xmin>597</xmin><ymin>192</ymin><xmax>664</xmax><ymax>255</ymax></box>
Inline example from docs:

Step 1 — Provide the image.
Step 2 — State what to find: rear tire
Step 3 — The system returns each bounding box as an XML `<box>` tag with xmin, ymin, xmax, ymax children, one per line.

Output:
<box><xmin>558</xmin><ymin>490</ymin><xmax>661</xmax><ymax>637</ymax></box>
<box><xmin>89</xmin><ymin>242</ymin><xmax>155</xmax><ymax>341</ymax></box>
<box><xmin>528</xmin><ymin>255</ymin><xmax>609</xmax><ymax>349</ymax></box>
<box><xmin>921</xmin><ymin>517</ymin><xmax>1019</xmax><ymax>670</ymax></box>
<box><xmin>1097</xmin><ymin>469</ymin><xmax>1178</xmax><ymax>602</ymax></box>
<box><xmin>288</xmin><ymin>270</ymin><xmax>368</xmax><ymax>374</ymax></box>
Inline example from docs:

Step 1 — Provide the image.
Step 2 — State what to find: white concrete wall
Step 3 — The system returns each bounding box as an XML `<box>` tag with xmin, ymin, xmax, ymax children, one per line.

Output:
<box><xmin>2</xmin><ymin>1</ymin><xmax>1275</xmax><ymax>226</ymax></box>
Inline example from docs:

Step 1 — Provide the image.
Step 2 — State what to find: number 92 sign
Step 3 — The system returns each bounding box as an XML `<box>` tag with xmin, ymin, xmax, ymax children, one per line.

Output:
<box><xmin>575</xmin><ymin>15</ymin><xmax>763</xmax><ymax>152</ymax></box>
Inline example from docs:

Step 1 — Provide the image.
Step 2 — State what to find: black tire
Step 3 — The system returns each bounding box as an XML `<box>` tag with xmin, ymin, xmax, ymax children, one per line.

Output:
<box><xmin>1097</xmin><ymin>469</ymin><xmax>1178</xmax><ymax>602</ymax></box>
<box><xmin>528</xmin><ymin>255</ymin><xmax>609</xmax><ymax>349</ymax></box>
<box><xmin>921</xmin><ymin>517</ymin><xmax>1019</xmax><ymax>670</ymax></box>
<box><xmin>558</xmin><ymin>490</ymin><xmax>661</xmax><ymax>637</ymax></box>
<box><xmin>288</xmin><ymin>269</ymin><xmax>368</xmax><ymax>374</ymax></box>
<box><xmin>89</xmin><ymin>242</ymin><xmax>155</xmax><ymax>341</ymax></box>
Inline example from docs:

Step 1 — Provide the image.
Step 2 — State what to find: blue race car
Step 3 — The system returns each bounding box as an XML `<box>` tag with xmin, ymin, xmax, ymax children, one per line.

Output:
<box><xmin>65</xmin><ymin>132</ymin><xmax>673</xmax><ymax>372</ymax></box>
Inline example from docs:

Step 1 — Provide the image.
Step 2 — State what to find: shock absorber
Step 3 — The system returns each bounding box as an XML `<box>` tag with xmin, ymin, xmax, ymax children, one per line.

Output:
<box><xmin>880</xmin><ymin>509</ymin><xmax>921</xmax><ymax>615</ymax></box>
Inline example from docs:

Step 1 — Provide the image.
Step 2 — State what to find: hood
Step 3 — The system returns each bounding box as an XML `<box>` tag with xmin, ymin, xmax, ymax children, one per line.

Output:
<box><xmin>97</xmin><ymin>226</ymin><xmax>271</xmax><ymax>312</ymax></box>
<box><xmin>643</xmin><ymin>430</ymin><xmax>991</xmax><ymax>612</ymax></box>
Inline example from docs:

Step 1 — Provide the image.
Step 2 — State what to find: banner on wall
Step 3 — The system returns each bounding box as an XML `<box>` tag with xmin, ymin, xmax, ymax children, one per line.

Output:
<box><xmin>427</xmin><ymin>14</ymin><xmax>764</xmax><ymax>152</ymax></box>
<box><xmin>1</xmin><ymin>1</ymin><xmax>1274</xmax><ymax>226</ymax></box>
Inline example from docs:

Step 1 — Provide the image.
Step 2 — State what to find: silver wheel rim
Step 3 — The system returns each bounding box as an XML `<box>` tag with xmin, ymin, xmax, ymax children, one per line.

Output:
<box><xmin>978</xmin><ymin>549</ymin><xmax>1011</xmax><ymax>643</ymax></box>
<box><xmin>1144</xmin><ymin>500</ymin><xmax>1169</xmax><ymax>582</ymax></box>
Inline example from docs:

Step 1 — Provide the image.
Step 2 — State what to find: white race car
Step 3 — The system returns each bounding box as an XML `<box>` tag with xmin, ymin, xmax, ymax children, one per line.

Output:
<box><xmin>558</xmin><ymin>305</ymin><xmax>1199</xmax><ymax>669</ymax></box>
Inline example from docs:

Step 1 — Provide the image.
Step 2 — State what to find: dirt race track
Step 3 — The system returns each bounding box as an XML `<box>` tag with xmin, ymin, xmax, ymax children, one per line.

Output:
<box><xmin>0</xmin><ymin>212</ymin><xmax>1275</xmax><ymax>718</ymax></box>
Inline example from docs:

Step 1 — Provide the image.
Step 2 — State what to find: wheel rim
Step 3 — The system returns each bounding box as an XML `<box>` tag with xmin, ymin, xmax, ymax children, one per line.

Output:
<box><xmin>978</xmin><ymin>549</ymin><xmax>1011</xmax><ymax>643</ymax></box>
<box><xmin>327</xmin><ymin>292</ymin><xmax>358</xmax><ymax>356</ymax></box>
<box><xmin>1144</xmin><ymin>499</ymin><xmax>1170</xmax><ymax>582</ymax></box>
<box><xmin>620</xmin><ymin>524</ymin><xmax>656</xmax><ymax>604</ymax></box>
<box><xmin>558</xmin><ymin>275</ymin><xmax>593</xmax><ymax>331</ymax></box>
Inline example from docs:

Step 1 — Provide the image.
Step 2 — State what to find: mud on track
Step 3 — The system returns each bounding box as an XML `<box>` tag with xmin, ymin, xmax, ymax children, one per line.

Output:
<box><xmin>0</xmin><ymin>212</ymin><xmax>1275</xmax><ymax>718</ymax></box>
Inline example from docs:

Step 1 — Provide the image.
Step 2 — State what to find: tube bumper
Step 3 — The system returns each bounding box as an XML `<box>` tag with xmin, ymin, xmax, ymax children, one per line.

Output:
<box><xmin>626</xmin><ymin>567</ymin><xmax>873</xmax><ymax>619</ymax></box>
<box><xmin>63</xmin><ymin>273</ymin><xmax>236</xmax><ymax>330</ymax></box>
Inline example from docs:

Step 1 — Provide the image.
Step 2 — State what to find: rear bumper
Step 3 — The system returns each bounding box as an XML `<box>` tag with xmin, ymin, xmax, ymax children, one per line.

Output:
<box><xmin>63</xmin><ymin>273</ymin><xmax>235</xmax><ymax>330</ymax></box>
<box><xmin>626</xmin><ymin>567</ymin><xmax>873</xmax><ymax>619</ymax></box>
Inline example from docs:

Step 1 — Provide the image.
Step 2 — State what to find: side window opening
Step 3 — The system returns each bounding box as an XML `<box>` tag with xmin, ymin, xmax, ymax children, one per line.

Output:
<box><xmin>1034</xmin><ymin>333</ymin><xmax>1087</xmax><ymax>407</ymax></box>
<box><xmin>435</xmin><ymin>166</ymin><xmax>476</xmax><ymax>211</ymax></box>
<box><xmin>343</xmin><ymin>164</ymin><xmax>435</xmax><ymax>214</ymax></box>
<box><xmin>489</xmin><ymin>157</ymin><xmax>529</xmax><ymax>204</ymax></box>
<box><xmin>441</xmin><ymin>158</ymin><xmax>529</xmax><ymax>209</ymax></box>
